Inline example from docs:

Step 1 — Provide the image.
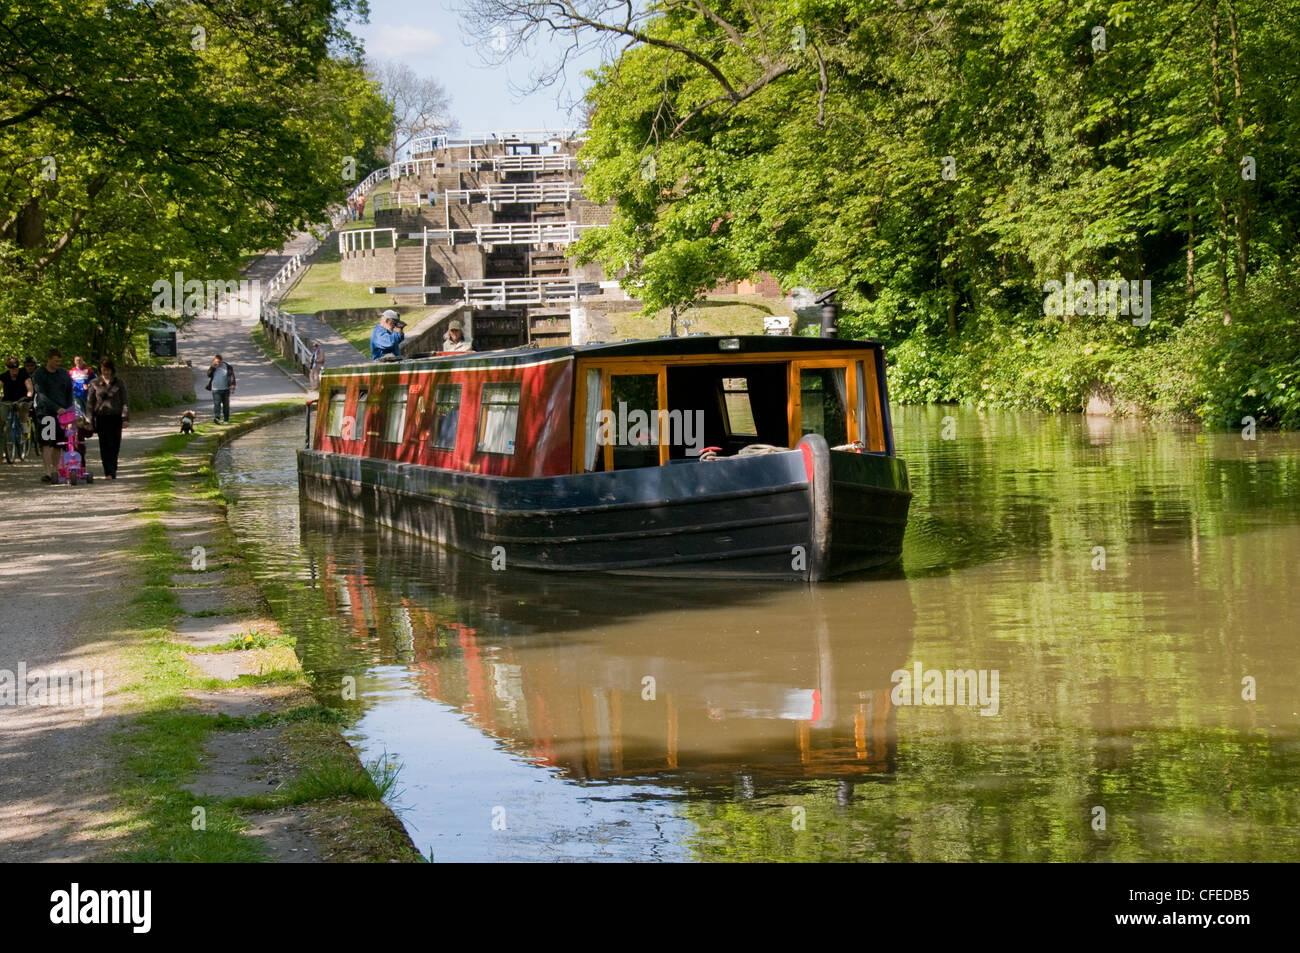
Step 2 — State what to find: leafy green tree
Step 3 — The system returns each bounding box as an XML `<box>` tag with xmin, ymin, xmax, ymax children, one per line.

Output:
<box><xmin>534</xmin><ymin>0</ymin><xmax>1300</xmax><ymax>425</ymax></box>
<box><xmin>0</xmin><ymin>0</ymin><xmax>394</xmax><ymax>361</ymax></box>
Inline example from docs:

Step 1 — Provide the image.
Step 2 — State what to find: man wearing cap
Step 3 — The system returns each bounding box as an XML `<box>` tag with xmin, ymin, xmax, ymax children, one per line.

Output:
<box><xmin>441</xmin><ymin>319</ymin><xmax>473</xmax><ymax>353</ymax></box>
<box><xmin>370</xmin><ymin>310</ymin><xmax>405</xmax><ymax>361</ymax></box>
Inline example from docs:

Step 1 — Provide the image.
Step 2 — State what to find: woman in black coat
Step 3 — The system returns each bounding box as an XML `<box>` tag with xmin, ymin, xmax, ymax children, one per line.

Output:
<box><xmin>85</xmin><ymin>358</ymin><xmax>129</xmax><ymax>479</ymax></box>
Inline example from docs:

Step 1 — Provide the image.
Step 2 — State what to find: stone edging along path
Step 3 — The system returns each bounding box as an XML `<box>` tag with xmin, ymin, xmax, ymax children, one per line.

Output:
<box><xmin>111</xmin><ymin>402</ymin><xmax>421</xmax><ymax>862</ymax></box>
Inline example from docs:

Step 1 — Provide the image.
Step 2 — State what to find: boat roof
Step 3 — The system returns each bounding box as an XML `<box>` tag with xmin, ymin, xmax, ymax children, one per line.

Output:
<box><xmin>326</xmin><ymin>335</ymin><xmax>884</xmax><ymax>374</ymax></box>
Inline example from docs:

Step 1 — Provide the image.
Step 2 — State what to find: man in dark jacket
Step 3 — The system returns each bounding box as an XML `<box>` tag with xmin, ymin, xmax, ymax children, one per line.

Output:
<box><xmin>31</xmin><ymin>348</ymin><xmax>74</xmax><ymax>484</ymax></box>
<box><xmin>205</xmin><ymin>354</ymin><xmax>236</xmax><ymax>423</ymax></box>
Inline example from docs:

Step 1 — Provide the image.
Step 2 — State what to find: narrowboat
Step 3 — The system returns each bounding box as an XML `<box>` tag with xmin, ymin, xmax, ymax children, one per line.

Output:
<box><xmin>297</xmin><ymin>336</ymin><xmax>910</xmax><ymax>581</ymax></box>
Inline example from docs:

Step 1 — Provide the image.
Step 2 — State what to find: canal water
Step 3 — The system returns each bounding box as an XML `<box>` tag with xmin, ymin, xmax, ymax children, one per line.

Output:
<box><xmin>214</xmin><ymin>407</ymin><xmax>1300</xmax><ymax>861</ymax></box>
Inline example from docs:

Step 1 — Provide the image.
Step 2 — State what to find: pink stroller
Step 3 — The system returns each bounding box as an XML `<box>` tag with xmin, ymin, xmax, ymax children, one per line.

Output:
<box><xmin>56</xmin><ymin>409</ymin><xmax>93</xmax><ymax>485</ymax></box>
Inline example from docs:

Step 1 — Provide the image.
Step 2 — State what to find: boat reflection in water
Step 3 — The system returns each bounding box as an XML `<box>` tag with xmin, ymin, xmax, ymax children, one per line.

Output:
<box><xmin>298</xmin><ymin>503</ymin><xmax>914</xmax><ymax>825</ymax></box>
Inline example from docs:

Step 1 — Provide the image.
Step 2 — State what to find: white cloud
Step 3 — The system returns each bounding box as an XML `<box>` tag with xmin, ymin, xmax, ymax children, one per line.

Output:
<box><xmin>360</xmin><ymin>24</ymin><xmax>448</xmax><ymax>62</ymax></box>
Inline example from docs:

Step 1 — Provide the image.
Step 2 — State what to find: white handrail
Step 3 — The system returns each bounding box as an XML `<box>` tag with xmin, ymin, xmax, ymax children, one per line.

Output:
<box><xmin>338</xmin><ymin>227</ymin><xmax>397</xmax><ymax>254</ymax></box>
<box><xmin>450</xmin><ymin>154</ymin><xmax>574</xmax><ymax>172</ymax></box>
<box><xmin>259</xmin><ymin>302</ymin><xmax>313</xmax><ymax>375</ymax></box>
<box><xmin>410</xmin><ymin>129</ymin><xmax>585</xmax><ymax>154</ymax></box>
<box><xmin>265</xmin><ymin>234</ymin><xmax>323</xmax><ymax>301</ymax></box>
<box><xmin>419</xmin><ymin>222</ymin><xmax>590</xmax><ymax>247</ymax></box>
<box><xmin>459</xmin><ymin>277</ymin><xmax>589</xmax><ymax>306</ymax></box>
<box><xmin>371</xmin><ymin>191</ymin><xmax>426</xmax><ymax>211</ymax></box>
<box><xmin>388</xmin><ymin>157</ymin><xmax>437</xmax><ymax>180</ymax></box>
<box><xmin>444</xmin><ymin>183</ymin><xmax>582</xmax><ymax>204</ymax></box>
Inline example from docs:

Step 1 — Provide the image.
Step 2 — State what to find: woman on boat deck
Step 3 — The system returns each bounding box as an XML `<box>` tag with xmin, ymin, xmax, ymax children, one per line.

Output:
<box><xmin>441</xmin><ymin>319</ymin><xmax>473</xmax><ymax>353</ymax></box>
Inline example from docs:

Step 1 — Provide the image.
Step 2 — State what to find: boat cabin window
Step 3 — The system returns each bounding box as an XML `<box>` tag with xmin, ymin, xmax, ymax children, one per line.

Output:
<box><xmin>610</xmin><ymin>373</ymin><xmax>659</xmax><ymax>470</ymax></box>
<box><xmin>721</xmin><ymin>377</ymin><xmax>757</xmax><ymax>437</ymax></box>
<box><xmin>430</xmin><ymin>383</ymin><xmax>461</xmax><ymax>451</ymax></box>
<box><xmin>800</xmin><ymin>367</ymin><xmax>848</xmax><ymax>446</ymax></box>
<box><xmin>477</xmin><ymin>382</ymin><xmax>520</xmax><ymax>455</ymax></box>
<box><xmin>575</xmin><ymin>351</ymin><xmax>878</xmax><ymax>472</ymax></box>
<box><xmin>354</xmin><ymin>389</ymin><xmax>369</xmax><ymax>438</ymax></box>
<box><xmin>384</xmin><ymin>386</ymin><xmax>408</xmax><ymax>443</ymax></box>
<box><xmin>326</xmin><ymin>388</ymin><xmax>347</xmax><ymax>437</ymax></box>
<box><xmin>666</xmin><ymin>362</ymin><xmax>789</xmax><ymax>458</ymax></box>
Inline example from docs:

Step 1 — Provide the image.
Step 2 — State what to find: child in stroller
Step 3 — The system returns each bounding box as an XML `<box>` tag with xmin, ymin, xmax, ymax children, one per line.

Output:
<box><xmin>56</xmin><ymin>408</ymin><xmax>94</xmax><ymax>485</ymax></box>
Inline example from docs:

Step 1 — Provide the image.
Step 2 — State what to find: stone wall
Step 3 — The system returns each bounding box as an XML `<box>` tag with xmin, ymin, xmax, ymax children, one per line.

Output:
<box><xmin>404</xmin><ymin>304</ymin><xmax>470</xmax><ymax>355</ymax></box>
<box><xmin>119</xmin><ymin>364</ymin><xmax>196</xmax><ymax>410</ymax></box>
<box><xmin>425</xmin><ymin>242</ymin><xmax>485</xmax><ymax>286</ymax></box>
<box><xmin>340</xmin><ymin>246</ymin><xmax>399</xmax><ymax>284</ymax></box>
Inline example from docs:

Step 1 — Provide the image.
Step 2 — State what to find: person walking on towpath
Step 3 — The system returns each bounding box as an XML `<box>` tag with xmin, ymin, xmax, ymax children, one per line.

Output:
<box><xmin>1</xmin><ymin>357</ymin><xmax>33</xmax><ymax>449</ymax></box>
<box><xmin>206</xmin><ymin>354</ymin><xmax>236</xmax><ymax>423</ymax></box>
<box><xmin>308</xmin><ymin>340</ymin><xmax>326</xmax><ymax>389</ymax></box>
<box><xmin>69</xmin><ymin>356</ymin><xmax>95</xmax><ymax>416</ymax></box>
<box><xmin>84</xmin><ymin>358</ymin><xmax>128</xmax><ymax>480</ymax></box>
<box><xmin>370</xmin><ymin>310</ymin><xmax>404</xmax><ymax>361</ymax></box>
<box><xmin>30</xmin><ymin>348</ymin><xmax>75</xmax><ymax>484</ymax></box>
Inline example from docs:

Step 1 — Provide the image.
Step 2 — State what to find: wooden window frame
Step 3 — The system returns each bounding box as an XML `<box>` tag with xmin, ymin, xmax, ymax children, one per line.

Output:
<box><xmin>790</xmin><ymin>359</ymin><xmax>862</xmax><ymax>448</ymax></box>
<box><xmin>572</xmin><ymin>351</ymin><xmax>877</xmax><ymax>472</ymax></box>
<box><xmin>573</xmin><ymin>361</ymin><xmax>668</xmax><ymax>472</ymax></box>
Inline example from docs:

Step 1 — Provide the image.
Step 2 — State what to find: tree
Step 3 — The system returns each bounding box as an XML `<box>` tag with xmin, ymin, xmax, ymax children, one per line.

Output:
<box><xmin>366</xmin><ymin>58</ymin><xmax>455</xmax><ymax>162</ymax></box>
<box><xmin>0</xmin><ymin>0</ymin><xmax>394</xmax><ymax>361</ymax></box>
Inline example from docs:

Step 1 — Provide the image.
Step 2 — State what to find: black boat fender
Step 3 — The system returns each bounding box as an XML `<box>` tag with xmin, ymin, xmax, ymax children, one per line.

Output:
<box><xmin>798</xmin><ymin>432</ymin><xmax>832</xmax><ymax>582</ymax></box>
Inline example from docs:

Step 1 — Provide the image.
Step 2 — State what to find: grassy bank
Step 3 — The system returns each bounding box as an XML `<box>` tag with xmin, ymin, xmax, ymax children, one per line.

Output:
<box><xmin>250</xmin><ymin>326</ymin><xmax>308</xmax><ymax>380</ymax></box>
<box><xmin>320</xmin><ymin>311</ymin><xmax>382</xmax><ymax>357</ymax></box>
<box><xmin>101</xmin><ymin>404</ymin><xmax>420</xmax><ymax>862</ymax></box>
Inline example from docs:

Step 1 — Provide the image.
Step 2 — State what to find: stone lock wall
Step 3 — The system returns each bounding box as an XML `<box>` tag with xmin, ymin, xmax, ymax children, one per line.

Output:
<box><xmin>339</xmin><ymin>246</ymin><xmax>400</xmax><ymax>284</ymax></box>
<box><xmin>119</xmin><ymin>364</ymin><xmax>196</xmax><ymax>410</ymax></box>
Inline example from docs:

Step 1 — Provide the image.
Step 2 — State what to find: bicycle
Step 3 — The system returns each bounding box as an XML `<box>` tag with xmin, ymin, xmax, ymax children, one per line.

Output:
<box><xmin>1</xmin><ymin>400</ymin><xmax>30</xmax><ymax>464</ymax></box>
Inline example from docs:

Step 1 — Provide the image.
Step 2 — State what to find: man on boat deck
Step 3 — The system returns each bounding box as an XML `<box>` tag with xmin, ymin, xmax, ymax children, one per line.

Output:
<box><xmin>370</xmin><ymin>310</ymin><xmax>405</xmax><ymax>361</ymax></box>
<box><xmin>441</xmin><ymin>319</ymin><xmax>473</xmax><ymax>353</ymax></box>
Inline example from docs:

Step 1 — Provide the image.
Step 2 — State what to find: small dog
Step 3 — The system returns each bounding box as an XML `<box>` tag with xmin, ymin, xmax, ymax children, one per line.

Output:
<box><xmin>179</xmin><ymin>410</ymin><xmax>196</xmax><ymax>434</ymax></box>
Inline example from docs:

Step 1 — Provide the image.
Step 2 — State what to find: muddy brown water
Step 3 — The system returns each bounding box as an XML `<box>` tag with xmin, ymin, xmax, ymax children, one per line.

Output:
<box><xmin>213</xmin><ymin>408</ymin><xmax>1300</xmax><ymax>861</ymax></box>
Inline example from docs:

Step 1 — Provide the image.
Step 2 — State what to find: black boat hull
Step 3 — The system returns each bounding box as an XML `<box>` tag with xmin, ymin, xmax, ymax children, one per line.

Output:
<box><xmin>297</xmin><ymin>434</ymin><xmax>910</xmax><ymax>581</ymax></box>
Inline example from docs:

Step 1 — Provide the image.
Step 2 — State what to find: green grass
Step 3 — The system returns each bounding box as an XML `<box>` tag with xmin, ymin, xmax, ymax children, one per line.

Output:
<box><xmin>277</xmin><ymin>258</ymin><xmax>401</xmax><ymax>315</ymax></box>
<box><xmin>325</xmin><ymin>311</ymin><xmax>377</xmax><ymax>357</ymax></box>
<box><xmin>208</xmin><ymin>629</ymin><xmax>296</xmax><ymax>652</ymax></box>
<box><xmin>612</xmin><ymin>294</ymin><xmax>790</xmax><ymax>340</ymax></box>
<box><xmin>337</xmin><ymin>178</ymin><xmax>392</xmax><ymax>231</ymax></box>
<box><xmin>97</xmin><ymin>400</ymin><xmax>418</xmax><ymax>862</ymax></box>
<box><xmin>250</xmin><ymin>326</ymin><xmax>304</xmax><ymax>380</ymax></box>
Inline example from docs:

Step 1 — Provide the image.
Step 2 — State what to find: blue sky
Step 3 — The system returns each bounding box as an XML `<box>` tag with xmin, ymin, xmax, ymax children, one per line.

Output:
<box><xmin>351</xmin><ymin>0</ymin><xmax>606</xmax><ymax>131</ymax></box>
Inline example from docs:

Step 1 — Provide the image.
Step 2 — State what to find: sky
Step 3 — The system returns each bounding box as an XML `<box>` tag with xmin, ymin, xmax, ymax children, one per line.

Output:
<box><xmin>350</xmin><ymin>0</ymin><xmax>608</xmax><ymax>132</ymax></box>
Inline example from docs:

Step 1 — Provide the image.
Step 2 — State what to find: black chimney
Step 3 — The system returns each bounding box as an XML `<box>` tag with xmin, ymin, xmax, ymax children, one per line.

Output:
<box><xmin>816</xmin><ymin>289</ymin><xmax>839</xmax><ymax>338</ymax></box>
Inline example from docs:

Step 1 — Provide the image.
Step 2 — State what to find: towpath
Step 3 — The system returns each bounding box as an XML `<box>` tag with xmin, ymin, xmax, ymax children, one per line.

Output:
<box><xmin>0</xmin><ymin>233</ymin><xmax>340</xmax><ymax>860</ymax></box>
